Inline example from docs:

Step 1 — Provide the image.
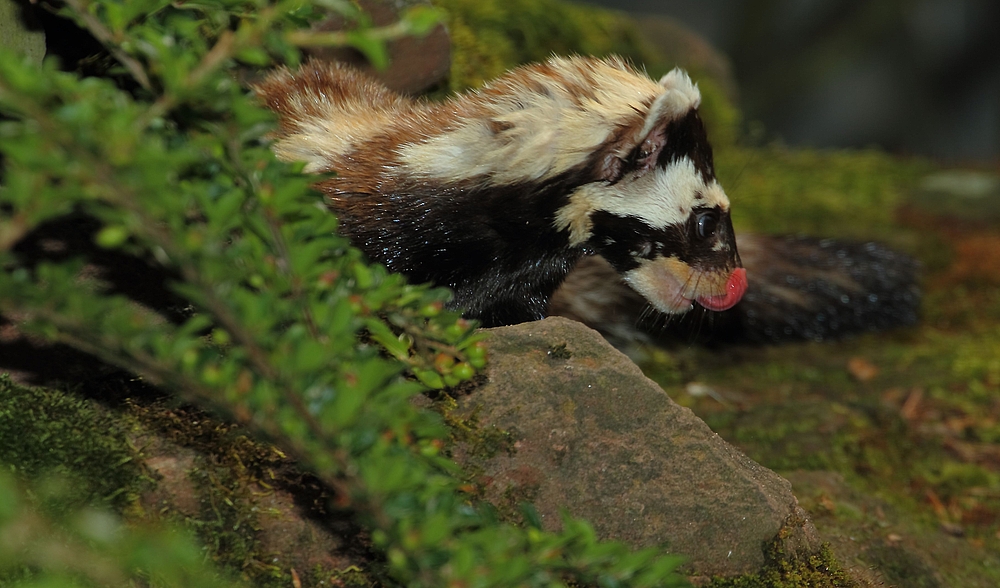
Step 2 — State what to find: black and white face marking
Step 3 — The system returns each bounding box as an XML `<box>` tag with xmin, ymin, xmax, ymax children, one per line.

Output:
<box><xmin>556</xmin><ymin>101</ymin><xmax>745</xmax><ymax>314</ymax></box>
<box><xmin>607</xmin><ymin>110</ymin><xmax>717</xmax><ymax>185</ymax></box>
<box><xmin>589</xmin><ymin>205</ymin><xmax>737</xmax><ymax>273</ymax></box>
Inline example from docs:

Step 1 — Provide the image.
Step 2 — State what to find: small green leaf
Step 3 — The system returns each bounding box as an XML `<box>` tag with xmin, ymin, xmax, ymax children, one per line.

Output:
<box><xmin>414</xmin><ymin>368</ymin><xmax>444</xmax><ymax>389</ymax></box>
<box><xmin>520</xmin><ymin>503</ymin><xmax>543</xmax><ymax>530</ymax></box>
<box><xmin>95</xmin><ymin>225</ymin><xmax>129</xmax><ymax>248</ymax></box>
<box><xmin>347</xmin><ymin>30</ymin><xmax>389</xmax><ymax>71</ymax></box>
<box><xmin>366</xmin><ymin>318</ymin><xmax>410</xmax><ymax>359</ymax></box>
<box><xmin>236</xmin><ymin>46</ymin><xmax>271</xmax><ymax>66</ymax></box>
<box><xmin>402</xmin><ymin>6</ymin><xmax>445</xmax><ymax>36</ymax></box>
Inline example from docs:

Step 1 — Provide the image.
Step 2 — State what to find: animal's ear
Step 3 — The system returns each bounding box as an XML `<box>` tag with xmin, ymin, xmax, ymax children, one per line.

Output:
<box><xmin>596</xmin><ymin>115</ymin><xmax>669</xmax><ymax>184</ymax></box>
<box><xmin>630</xmin><ymin>121</ymin><xmax>668</xmax><ymax>177</ymax></box>
<box><xmin>597</xmin><ymin>152</ymin><xmax>626</xmax><ymax>183</ymax></box>
<box><xmin>658</xmin><ymin>68</ymin><xmax>701</xmax><ymax>104</ymax></box>
<box><xmin>595</xmin><ymin>69</ymin><xmax>701</xmax><ymax>184</ymax></box>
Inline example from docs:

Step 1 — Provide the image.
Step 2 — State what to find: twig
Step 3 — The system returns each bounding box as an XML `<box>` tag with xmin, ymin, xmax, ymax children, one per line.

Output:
<box><xmin>63</xmin><ymin>0</ymin><xmax>153</xmax><ymax>92</ymax></box>
<box><xmin>44</xmin><ymin>318</ymin><xmax>354</xmax><ymax>500</ymax></box>
<box><xmin>188</xmin><ymin>30</ymin><xmax>236</xmax><ymax>88</ymax></box>
<box><xmin>286</xmin><ymin>20</ymin><xmax>412</xmax><ymax>47</ymax></box>
<box><xmin>137</xmin><ymin>30</ymin><xmax>237</xmax><ymax>129</ymax></box>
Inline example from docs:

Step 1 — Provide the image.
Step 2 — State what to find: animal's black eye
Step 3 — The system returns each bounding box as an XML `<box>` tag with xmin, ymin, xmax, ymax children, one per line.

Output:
<box><xmin>695</xmin><ymin>210</ymin><xmax>719</xmax><ymax>240</ymax></box>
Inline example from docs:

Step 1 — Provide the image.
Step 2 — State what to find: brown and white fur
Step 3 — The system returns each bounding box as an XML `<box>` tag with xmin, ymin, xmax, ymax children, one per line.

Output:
<box><xmin>255</xmin><ymin>56</ymin><xmax>747</xmax><ymax>327</ymax></box>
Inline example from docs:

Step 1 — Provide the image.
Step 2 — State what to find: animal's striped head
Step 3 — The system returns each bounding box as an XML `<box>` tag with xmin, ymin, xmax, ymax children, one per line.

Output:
<box><xmin>549</xmin><ymin>64</ymin><xmax>746</xmax><ymax>314</ymax></box>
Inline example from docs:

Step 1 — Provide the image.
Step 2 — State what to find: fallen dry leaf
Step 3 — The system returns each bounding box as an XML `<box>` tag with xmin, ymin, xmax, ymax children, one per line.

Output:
<box><xmin>847</xmin><ymin>356</ymin><xmax>879</xmax><ymax>382</ymax></box>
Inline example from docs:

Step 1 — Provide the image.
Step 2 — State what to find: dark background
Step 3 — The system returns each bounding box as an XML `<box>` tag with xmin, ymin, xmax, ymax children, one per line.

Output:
<box><xmin>581</xmin><ymin>0</ymin><xmax>1000</xmax><ymax>163</ymax></box>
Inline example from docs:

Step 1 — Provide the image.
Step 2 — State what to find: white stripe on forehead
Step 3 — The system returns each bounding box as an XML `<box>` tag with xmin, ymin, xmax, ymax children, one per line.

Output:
<box><xmin>554</xmin><ymin>158</ymin><xmax>730</xmax><ymax>246</ymax></box>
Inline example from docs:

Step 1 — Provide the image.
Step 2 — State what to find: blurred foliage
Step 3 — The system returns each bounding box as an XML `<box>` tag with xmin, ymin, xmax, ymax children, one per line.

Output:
<box><xmin>0</xmin><ymin>469</ymin><xmax>245</xmax><ymax>587</ymax></box>
<box><xmin>0</xmin><ymin>0</ymin><xmax>45</xmax><ymax>64</ymax></box>
<box><xmin>433</xmin><ymin>0</ymin><xmax>660</xmax><ymax>91</ymax></box>
<box><xmin>716</xmin><ymin>145</ymin><xmax>931</xmax><ymax>240</ymax></box>
<box><xmin>0</xmin><ymin>0</ymin><xmax>688</xmax><ymax>586</ymax></box>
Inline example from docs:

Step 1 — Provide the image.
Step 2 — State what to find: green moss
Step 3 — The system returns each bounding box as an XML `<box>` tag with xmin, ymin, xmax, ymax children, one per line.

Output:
<box><xmin>715</xmin><ymin>145</ymin><xmax>931</xmax><ymax>240</ymax></box>
<box><xmin>697</xmin><ymin>75</ymin><xmax>743</xmax><ymax>148</ymax></box>
<box><xmin>433</xmin><ymin>392</ymin><xmax>515</xmax><ymax>462</ymax></box>
<box><xmin>702</xmin><ymin>396</ymin><xmax>926</xmax><ymax>486</ymax></box>
<box><xmin>862</xmin><ymin>543</ymin><xmax>942</xmax><ymax>588</ymax></box>
<box><xmin>0</xmin><ymin>0</ymin><xmax>46</xmax><ymax>64</ymax></box>
<box><xmin>187</xmin><ymin>456</ymin><xmax>280</xmax><ymax>583</ymax></box>
<box><xmin>708</xmin><ymin>543</ymin><xmax>854</xmax><ymax>588</ymax></box>
<box><xmin>323</xmin><ymin>565</ymin><xmax>378</xmax><ymax>587</ymax></box>
<box><xmin>547</xmin><ymin>343</ymin><xmax>572</xmax><ymax>360</ymax></box>
<box><xmin>0</xmin><ymin>374</ymin><xmax>148</xmax><ymax>513</ymax></box>
<box><xmin>433</xmin><ymin>0</ymin><xmax>660</xmax><ymax>91</ymax></box>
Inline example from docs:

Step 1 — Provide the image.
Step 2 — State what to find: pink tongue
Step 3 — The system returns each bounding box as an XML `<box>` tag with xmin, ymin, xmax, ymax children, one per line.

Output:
<box><xmin>696</xmin><ymin>268</ymin><xmax>747</xmax><ymax>311</ymax></box>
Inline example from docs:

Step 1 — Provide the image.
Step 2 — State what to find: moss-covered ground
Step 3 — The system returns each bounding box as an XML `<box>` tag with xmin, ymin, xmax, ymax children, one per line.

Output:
<box><xmin>0</xmin><ymin>375</ymin><xmax>150</xmax><ymax>515</ymax></box>
<box><xmin>0</xmin><ymin>374</ymin><xmax>370</xmax><ymax>587</ymax></box>
<box><xmin>642</xmin><ymin>145</ymin><xmax>1000</xmax><ymax>585</ymax></box>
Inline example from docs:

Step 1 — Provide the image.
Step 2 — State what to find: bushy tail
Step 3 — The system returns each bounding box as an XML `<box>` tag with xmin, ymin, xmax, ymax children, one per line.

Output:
<box><xmin>253</xmin><ymin>60</ymin><xmax>408</xmax><ymax>172</ymax></box>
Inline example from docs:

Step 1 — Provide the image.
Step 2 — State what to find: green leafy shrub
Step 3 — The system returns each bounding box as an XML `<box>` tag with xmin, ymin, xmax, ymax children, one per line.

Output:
<box><xmin>0</xmin><ymin>1</ymin><xmax>687</xmax><ymax>586</ymax></box>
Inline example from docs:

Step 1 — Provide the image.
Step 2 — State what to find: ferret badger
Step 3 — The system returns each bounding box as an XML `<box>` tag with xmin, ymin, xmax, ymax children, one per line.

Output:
<box><xmin>255</xmin><ymin>56</ymin><xmax>747</xmax><ymax>327</ymax></box>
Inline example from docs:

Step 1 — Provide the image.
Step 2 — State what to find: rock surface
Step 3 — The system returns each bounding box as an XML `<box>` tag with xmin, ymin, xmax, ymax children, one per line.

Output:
<box><xmin>451</xmin><ymin>316</ymin><xmax>820</xmax><ymax>576</ymax></box>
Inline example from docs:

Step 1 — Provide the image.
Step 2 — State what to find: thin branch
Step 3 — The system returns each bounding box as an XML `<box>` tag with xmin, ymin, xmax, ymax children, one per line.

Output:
<box><xmin>43</xmin><ymin>319</ymin><xmax>353</xmax><ymax>500</ymax></box>
<box><xmin>261</xmin><ymin>207</ymin><xmax>322</xmax><ymax>340</ymax></box>
<box><xmin>137</xmin><ymin>30</ymin><xmax>237</xmax><ymax>129</ymax></box>
<box><xmin>188</xmin><ymin>30</ymin><xmax>236</xmax><ymax>88</ymax></box>
<box><xmin>285</xmin><ymin>20</ymin><xmax>412</xmax><ymax>47</ymax></box>
<box><xmin>221</xmin><ymin>125</ymin><xmax>323</xmax><ymax>341</ymax></box>
<box><xmin>63</xmin><ymin>0</ymin><xmax>153</xmax><ymax>92</ymax></box>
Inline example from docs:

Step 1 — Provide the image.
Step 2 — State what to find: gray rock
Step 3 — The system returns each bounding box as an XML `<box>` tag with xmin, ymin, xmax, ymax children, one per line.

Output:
<box><xmin>451</xmin><ymin>316</ymin><xmax>820</xmax><ymax>576</ymax></box>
